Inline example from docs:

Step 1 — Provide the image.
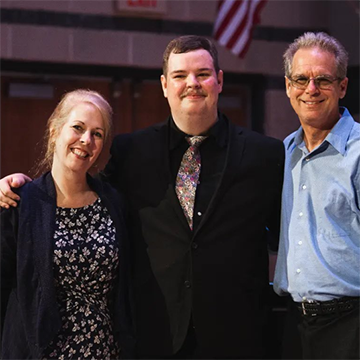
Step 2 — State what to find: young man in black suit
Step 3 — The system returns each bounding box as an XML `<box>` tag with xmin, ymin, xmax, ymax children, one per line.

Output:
<box><xmin>0</xmin><ymin>35</ymin><xmax>284</xmax><ymax>359</ymax></box>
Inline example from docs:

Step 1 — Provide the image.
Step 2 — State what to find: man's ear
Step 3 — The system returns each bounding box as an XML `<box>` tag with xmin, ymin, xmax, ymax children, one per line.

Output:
<box><xmin>217</xmin><ymin>70</ymin><xmax>224</xmax><ymax>93</ymax></box>
<box><xmin>160</xmin><ymin>74</ymin><xmax>168</xmax><ymax>98</ymax></box>
<box><xmin>285</xmin><ymin>76</ymin><xmax>291</xmax><ymax>98</ymax></box>
<box><xmin>339</xmin><ymin>77</ymin><xmax>348</xmax><ymax>99</ymax></box>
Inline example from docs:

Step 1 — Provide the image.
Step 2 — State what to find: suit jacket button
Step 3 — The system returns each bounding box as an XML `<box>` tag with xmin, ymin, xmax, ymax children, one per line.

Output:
<box><xmin>192</xmin><ymin>242</ymin><xmax>198</xmax><ymax>249</ymax></box>
<box><xmin>184</xmin><ymin>280</ymin><xmax>191</xmax><ymax>288</ymax></box>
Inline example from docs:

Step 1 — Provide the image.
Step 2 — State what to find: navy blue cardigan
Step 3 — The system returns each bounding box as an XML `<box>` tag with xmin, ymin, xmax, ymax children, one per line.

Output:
<box><xmin>0</xmin><ymin>172</ymin><xmax>136</xmax><ymax>359</ymax></box>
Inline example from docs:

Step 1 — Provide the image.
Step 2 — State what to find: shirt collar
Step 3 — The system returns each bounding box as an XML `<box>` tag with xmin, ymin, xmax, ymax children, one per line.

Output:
<box><xmin>169</xmin><ymin>113</ymin><xmax>227</xmax><ymax>150</ymax></box>
<box><xmin>287</xmin><ymin>107</ymin><xmax>354</xmax><ymax>156</ymax></box>
<box><xmin>324</xmin><ymin>107</ymin><xmax>354</xmax><ymax>155</ymax></box>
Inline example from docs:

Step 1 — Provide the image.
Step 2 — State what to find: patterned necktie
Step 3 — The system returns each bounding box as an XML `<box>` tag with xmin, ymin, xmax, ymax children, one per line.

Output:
<box><xmin>176</xmin><ymin>136</ymin><xmax>207</xmax><ymax>230</ymax></box>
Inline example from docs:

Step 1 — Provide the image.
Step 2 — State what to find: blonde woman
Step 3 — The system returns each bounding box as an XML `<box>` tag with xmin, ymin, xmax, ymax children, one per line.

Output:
<box><xmin>1</xmin><ymin>90</ymin><xmax>135</xmax><ymax>359</ymax></box>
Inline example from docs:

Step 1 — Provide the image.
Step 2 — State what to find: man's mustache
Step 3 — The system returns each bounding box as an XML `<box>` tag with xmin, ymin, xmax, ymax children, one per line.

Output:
<box><xmin>180</xmin><ymin>90</ymin><xmax>206</xmax><ymax>99</ymax></box>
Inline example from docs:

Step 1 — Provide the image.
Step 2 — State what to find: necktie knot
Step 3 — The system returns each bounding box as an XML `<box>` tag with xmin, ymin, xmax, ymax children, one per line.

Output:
<box><xmin>186</xmin><ymin>136</ymin><xmax>208</xmax><ymax>148</ymax></box>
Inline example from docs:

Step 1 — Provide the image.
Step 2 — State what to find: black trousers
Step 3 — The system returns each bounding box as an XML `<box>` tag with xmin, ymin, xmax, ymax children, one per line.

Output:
<box><xmin>281</xmin><ymin>298</ymin><xmax>303</xmax><ymax>359</ymax></box>
<box><xmin>283</xmin><ymin>298</ymin><xmax>359</xmax><ymax>359</ymax></box>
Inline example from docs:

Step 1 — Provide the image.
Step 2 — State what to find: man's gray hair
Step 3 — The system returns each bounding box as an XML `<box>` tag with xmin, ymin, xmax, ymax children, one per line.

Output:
<box><xmin>283</xmin><ymin>32</ymin><xmax>348</xmax><ymax>79</ymax></box>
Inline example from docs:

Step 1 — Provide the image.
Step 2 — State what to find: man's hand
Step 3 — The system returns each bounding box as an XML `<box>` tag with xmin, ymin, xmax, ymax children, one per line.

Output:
<box><xmin>0</xmin><ymin>173</ymin><xmax>32</xmax><ymax>209</ymax></box>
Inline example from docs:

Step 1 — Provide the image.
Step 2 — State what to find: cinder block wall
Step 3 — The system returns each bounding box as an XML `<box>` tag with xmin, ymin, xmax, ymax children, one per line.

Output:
<box><xmin>1</xmin><ymin>0</ymin><xmax>359</xmax><ymax>140</ymax></box>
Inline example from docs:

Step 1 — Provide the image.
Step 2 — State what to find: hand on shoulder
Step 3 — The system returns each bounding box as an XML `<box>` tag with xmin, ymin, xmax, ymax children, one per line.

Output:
<box><xmin>0</xmin><ymin>173</ymin><xmax>32</xmax><ymax>208</ymax></box>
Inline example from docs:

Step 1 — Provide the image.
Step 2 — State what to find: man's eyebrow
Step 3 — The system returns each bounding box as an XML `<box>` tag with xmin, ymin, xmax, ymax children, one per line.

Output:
<box><xmin>169</xmin><ymin>70</ymin><xmax>186</xmax><ymax>75</ymax></box>
<box><xmin>169</xmin><ymin>68</ymin><xmax>213</xmax><ymax>75</ymax></box>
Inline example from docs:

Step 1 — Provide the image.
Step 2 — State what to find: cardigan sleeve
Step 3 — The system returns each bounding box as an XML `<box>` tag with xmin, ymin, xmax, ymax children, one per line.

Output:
<box><xmin>0</xmin><ymin>206</ymin><xmax>18</xmax><ymax>338</ymax></box>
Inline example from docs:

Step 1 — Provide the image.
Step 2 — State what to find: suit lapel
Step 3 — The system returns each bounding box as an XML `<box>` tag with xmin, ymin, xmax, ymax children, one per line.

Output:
<box><xmin>152</xmin><ymin>122</ymin><xmax>173</xmax><ymax>187</ymax></box>
<box><xmin>167</xmin><ymin>181</ymin><xmax>190</xmax><ymax>231</ymax></box>
<box><xmin>194</xmin><ymin>121</ymin><xmax>246</xmax><ymax>236</ymax></box>
<box><xmin>218</xmin><ymin>121</ymin><xmax>246</xmax><ymax>194</ymax></box>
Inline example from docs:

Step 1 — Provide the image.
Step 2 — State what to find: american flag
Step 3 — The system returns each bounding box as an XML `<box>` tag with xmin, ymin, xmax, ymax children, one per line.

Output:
<box><xmin>213</xmin><ymin>0</ymin><xmax>267</xmax><ymax>58</ymax></box>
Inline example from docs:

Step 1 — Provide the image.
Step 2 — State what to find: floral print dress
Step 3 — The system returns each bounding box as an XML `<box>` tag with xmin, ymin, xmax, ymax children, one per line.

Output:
<box><xmin>42</xmin><ymin>198</ymin><xmax>120</xmax><ymax>360</ymax></box>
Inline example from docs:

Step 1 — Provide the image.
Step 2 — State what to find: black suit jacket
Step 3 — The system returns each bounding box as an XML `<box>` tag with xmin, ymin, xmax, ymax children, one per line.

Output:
<box><xmin>103</xmin><ymin>113</ymin><xmax>284</xmax><ymax>359</ymax></box>
<box><xmin>0</xmin><ymin>172</ymin><xmax>136</xmax><ymax>359</ymax></box>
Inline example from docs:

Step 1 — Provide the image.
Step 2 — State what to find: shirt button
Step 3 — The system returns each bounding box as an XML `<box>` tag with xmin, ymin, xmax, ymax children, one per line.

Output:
<box><xmin>299</xmin><ymin>212</ymin><xmax>303</xmax><ymax>217</ymax></box>
<box><xmin>197</xmin><ymin>211</ymin><xmax>202</xmax><ymax>216</ymax></box>
<box><xmin>302</xmin><ymin>185</ymin><xmax>307</xmax><ymax>190</ymax></box>
<box><xmin>298</xmin><ymin>241</ymin><xmax>303</xmax><ymax>245</ymax></box>
<box><xmin>184</xmin><ymin>280</ymin><xmax>191</xmax><ymax>288</ymax></box>
<box><xmin>296</xmin><ymin>269</ymin><xmax>301</xmax><ymax>274</ymax></box>
<box><xmin>192</xmin><ymin>242</ymin><xmax>198</xmax><ymax>249</ymax></box>
<box><xmin>305</xmin><ymin>157</ymin><xmax>310</xmax><ymax>162</ymax></box>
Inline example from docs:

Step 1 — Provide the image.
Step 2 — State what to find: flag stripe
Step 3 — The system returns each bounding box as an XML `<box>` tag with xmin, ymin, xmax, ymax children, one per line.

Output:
<box><xmin>232</xmin><ymin>0</ymin><xmax>261</xmax><ymax>55</ymax></box>
<box><xmin>236</xmin><ymin>0</ymin><xmax>267</xmax><ymax>57</ymax></box>
<box><xmin>218</xmin><ymin>1</ymin><xmax>248</xmax><ymax>46</ymax></box>
<box><xmin>226</xmin><ymin>1</ymin><xmax>250</xmax><ymax>49</ymax></box>
<box><xmin>213</xmin><ymin>0</ymin><xmax>267</xmax><ymax>59</ymax></box>
<box><xmin>214</xmin><ymin>0</ymin><xmax>242</xmax><ymax>40</ymax></box>
<box><xmin>217</xmin><ymin>0</ymin><xmax>225</xmax><ymax>11</ymax></box>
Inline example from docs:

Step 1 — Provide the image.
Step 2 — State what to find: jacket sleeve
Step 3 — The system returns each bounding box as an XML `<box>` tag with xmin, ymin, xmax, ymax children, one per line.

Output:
<box><xmin>0</xmin><ymin>206</ymin><xmax>18</xmax><ymax>339</ymax></box>
<box><xmin>266</xmin><ymin>139</ymin><xmax>285</xmax><ymax>252</ymax></box>
<box><xmin>100</xmin><ymin>134</ymin><xmax>132</xmax><ymax>192</ymax></box>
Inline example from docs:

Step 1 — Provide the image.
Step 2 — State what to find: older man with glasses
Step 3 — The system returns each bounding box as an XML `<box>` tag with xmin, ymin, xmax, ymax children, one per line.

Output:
<box><xmin>274</xmin><ymin>32</ymin><xmax>360</xmax><ymax>359</ymax></box>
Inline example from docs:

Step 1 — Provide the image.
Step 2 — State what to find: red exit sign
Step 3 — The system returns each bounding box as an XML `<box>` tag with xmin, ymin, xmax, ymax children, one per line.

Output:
<box><xmin>115</xmin><ymin>0</ymin><xmax>167</xmax><ymax>15</ymax></box>
<box><xmin>127</xmin><ymin>0</ymin><xmax>157</xmax><ymax>6</ymax></box>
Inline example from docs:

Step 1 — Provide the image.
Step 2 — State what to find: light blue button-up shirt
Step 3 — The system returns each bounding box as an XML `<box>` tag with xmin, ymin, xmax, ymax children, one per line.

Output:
<box><xmin>274</xmin><ymin>107</ymin><xmax>360</xmax><ymax>302</ymax></box>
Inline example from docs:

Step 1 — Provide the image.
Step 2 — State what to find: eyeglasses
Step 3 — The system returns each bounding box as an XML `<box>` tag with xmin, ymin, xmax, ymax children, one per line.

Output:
<box><xmin>287</xmin><ymin>75</ymin><xmax>342</xmax><ymax>90</ymax></box>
